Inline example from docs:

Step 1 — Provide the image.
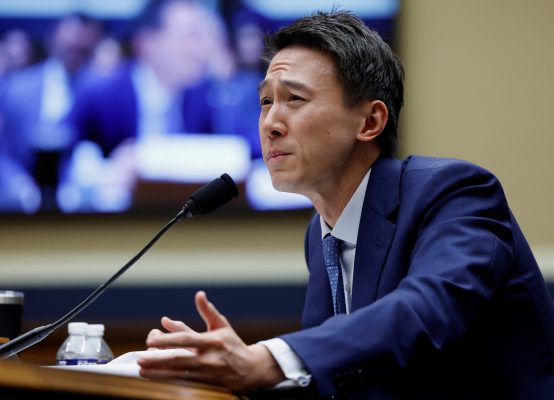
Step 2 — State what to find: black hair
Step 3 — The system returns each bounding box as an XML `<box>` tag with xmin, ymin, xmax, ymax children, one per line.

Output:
<box><xmin>264</xmin><ymin>10</ymin><xmax>404</xmax><ymax>155</ymax></box>
<box><xmin>46</xmin><ymin>12</ymin><xmax>102</xmax><ymax>40</ymax></box>
<box><xmin>130</xmin><ymin>0</ymin><xmax>171</xmax><ymax>33</ymax></box>
<box><xmin>129</xmin><ymin>0</ymin><xmax>195</xmax><ymax>35</ymax></box>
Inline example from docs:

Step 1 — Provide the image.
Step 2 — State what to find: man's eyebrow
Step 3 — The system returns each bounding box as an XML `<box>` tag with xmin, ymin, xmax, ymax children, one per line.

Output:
<box><xmin>257</xmin><ymin>79</ymin><xmax>268</xmax><ymax>95</ymax></box>
<box><xmin>257</xmin><ymin>78</ymin><xmax>313</xmax><ymax>95</ymax></box>
<box><xmin>280</xmin><ymin>78</ymin><xmax>311</xmax><ymax>92</ymax></box>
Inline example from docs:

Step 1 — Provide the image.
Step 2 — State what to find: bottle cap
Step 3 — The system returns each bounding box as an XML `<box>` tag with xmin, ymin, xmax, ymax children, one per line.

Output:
<box><xmin>86</xmin><ymin>324</ymin><xmax>105</xmax><ymax>336</ymax></box>
<box><xmin>67</xmin><ymin>322</ymin><xmax>88</xmax><ymax>334</ymax></box>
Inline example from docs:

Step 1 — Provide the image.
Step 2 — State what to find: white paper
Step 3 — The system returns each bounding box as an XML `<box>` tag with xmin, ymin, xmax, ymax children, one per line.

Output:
<box><xmin>50</xmin><ymin>348</ymin><xmax>193</xmax><ymax>378</ymax></box>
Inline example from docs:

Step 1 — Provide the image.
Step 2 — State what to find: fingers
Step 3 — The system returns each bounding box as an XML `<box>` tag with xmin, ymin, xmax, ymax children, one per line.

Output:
<box><xmin>139</xmin><ymin>363</ymin><xmax>214</xmax><ymax>385</ymax></box>
<box><xmin>147</xmin><ymin>329</ymin><xmax>164</xmax><ymax>339</ymax></box>
<box><xmin>146</xmin><ymin>330</ymin><xmax>218</xmax><ymax>350</ymax></box>
<box><xmin>195</xmin><ymin>291</ymin><xmax>230</xmax><ymax>331</ymax></box>
<box><xmin>138</xmin><ymin>352</ymin><xmax>203</xmax><ymax>382</ymax></box>
<box><xmin>146</xmin><ymin>331</ymin><xmax>185</xmax><ymax>349</ymax></box>
<box><xmin>146</xmin><ymin>317</ymin><xmax>195</xmax><ymax>350</ymax></box>
<box><xmin>138</xmin><ymin>352</ymin><xmax>225</xmax><ymax>387</ymax></box>
<box><xmin>145</xmin><ymin>292</ymin><xmax>232</xmax><ymax>355</ymax></box>
<box><xmin>160</xmin><ymin>316</ymin><xmax>195</xmax><ymax>333</ymax></box>
<box><xmin>146</xmin><ymin>329</ymin><xmax>164</xmax><ymax>348</ymax></box>
<box><xmin>140</xmin><ymin>293</ymin><xmax>272</xmax><ymax>392</ymax></box>
<box><xmin>138</xmin><ymin>354</ymin><xmax>191</xmax><ymax>381</ymax></box>
<box><xmin>138</xmin><ymin>352</ymin><xmax>196</xmax><ymax>370</ymax></box>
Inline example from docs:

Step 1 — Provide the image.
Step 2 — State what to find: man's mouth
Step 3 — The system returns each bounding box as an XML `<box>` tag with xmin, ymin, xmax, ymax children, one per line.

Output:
<box><xmin>267</xmin><ymin>150</ymin><xmax>291</xmax><ymax>161</ymax></box>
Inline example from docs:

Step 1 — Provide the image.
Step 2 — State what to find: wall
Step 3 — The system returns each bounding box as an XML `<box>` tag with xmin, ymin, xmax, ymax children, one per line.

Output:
<box><xmin>397</xmin><ymin>0</ymin><xmax>554</xmax><ymax>273</ymax></box>
<box><xmin>1</xmin><ymin>213</ymin><xmax>310</xmax><ymax>287</ymax></box>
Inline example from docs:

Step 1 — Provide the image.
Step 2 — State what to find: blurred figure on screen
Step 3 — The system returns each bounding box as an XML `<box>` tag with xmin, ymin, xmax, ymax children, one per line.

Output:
<box><xmin>0</xmin><ymin>29</ymin><xmax>34</xmax><ymax>81</ymax></box>
<box><xmin>0</xmin><ymin>14</ymin><xmax>101</xmax><ymax>211</ymax></box>
<box><xmin>70</xmin><ymin>0</ymin><xmax>224</xmax><ymax>156</ymax></box>
<box><xmin>0</xmin><ymin>14</ymin><xmax>101</xmax><ymax>209</ymax></box>
<box><xmin>207</xmin><ymin>10</ymin><xmax>266</xmax><ymax>159</ymax></box>
<box><xmin>0</xmin><ymin>29</ymin><xmax>37</xmax><ymax>212</ymax></box>
<box><xmin>88</xmin><ymin>36</ymin><xmax>124</xmax><ymax>78</ymax></box>
<box><xmin>65</xmin><ymin>0</ymin><xmax>230</xmax><ymax>212</ymax></box>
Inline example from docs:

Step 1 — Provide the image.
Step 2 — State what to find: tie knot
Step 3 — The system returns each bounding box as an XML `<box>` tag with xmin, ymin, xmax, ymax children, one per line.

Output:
<box><xmin>323</xmin><ymin>234</ymin><xmax>342</xmax><ymax>267</ymax></box>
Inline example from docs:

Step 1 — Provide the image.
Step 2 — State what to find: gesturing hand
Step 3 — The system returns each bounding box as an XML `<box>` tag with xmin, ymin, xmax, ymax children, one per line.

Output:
<box><xmin>138</xmin><ymin>291</ymin><xmax>285</xmax><ymax>391</ymax></box>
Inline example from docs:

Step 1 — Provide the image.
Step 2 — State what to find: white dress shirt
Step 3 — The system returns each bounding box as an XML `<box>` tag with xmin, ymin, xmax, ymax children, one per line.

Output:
<box><xmin>131</xmin><ymin>62</ymin><xmax>183</xmax><ymax>139</ymax></box>
<box><xmin>260</xmin><ymin>169</ymin><xmax>372</xmax><ymax>388</ymax></box>
<box><xmin>35</xmin><ymin>59</ymin><xmax>74</xmax><ymax>150</ymax></box>
<box><xmin>40</xmin><ymin>59</ymin><xmax>72</xmax><ymax>124</ymax></box>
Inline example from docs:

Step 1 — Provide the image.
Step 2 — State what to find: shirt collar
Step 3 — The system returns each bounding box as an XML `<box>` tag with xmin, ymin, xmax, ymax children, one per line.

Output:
<box><xmin>320</xmin><ymin>169</ymin><xmax>372</xmax><ymax>246</ymax></box>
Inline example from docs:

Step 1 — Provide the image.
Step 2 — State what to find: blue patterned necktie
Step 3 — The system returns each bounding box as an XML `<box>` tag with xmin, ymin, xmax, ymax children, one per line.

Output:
<box><xmin>323</xmin><ymin>234</ymin><xmax>347</xmax><ymax>315</ymax></box>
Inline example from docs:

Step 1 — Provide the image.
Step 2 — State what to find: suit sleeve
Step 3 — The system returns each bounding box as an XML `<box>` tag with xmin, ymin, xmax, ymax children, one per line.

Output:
<box><xmin>280</xmin><ymin>161</ymin><xmax>515</xmax><ymax>396</ymax></box>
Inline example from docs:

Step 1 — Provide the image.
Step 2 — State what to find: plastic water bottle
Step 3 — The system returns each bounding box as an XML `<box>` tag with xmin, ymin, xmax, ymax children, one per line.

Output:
<box><xmin>86</xmin><ymin>323</ymin><xmax>114</xmax><ymax>364</ymax></box>
<box><xmin>56</xmin><ymin>322</ymin><xmax>97</xmax><ymax>365</ymax></box>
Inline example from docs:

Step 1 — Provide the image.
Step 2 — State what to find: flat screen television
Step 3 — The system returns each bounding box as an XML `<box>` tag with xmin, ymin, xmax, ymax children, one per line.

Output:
<box><xmin>0</xmin><ymin>0</ymin><xmax>399</xmax><ymax>214</ymax></box>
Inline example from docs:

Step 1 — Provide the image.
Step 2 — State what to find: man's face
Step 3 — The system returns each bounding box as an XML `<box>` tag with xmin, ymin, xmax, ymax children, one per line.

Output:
<box><xmin>259</xmin><ymin>46</ymin><xmax>367</xmax><ymax>198</ymax></box>
<box><xmin>150</xmin><ymin>2</ymin><xmax>219</xmax><ymax>87</ymax></box>
<box><xmin>51</xmin><ymin>18</ymin><xmax>100</xmax><ymax>74</ymax></box>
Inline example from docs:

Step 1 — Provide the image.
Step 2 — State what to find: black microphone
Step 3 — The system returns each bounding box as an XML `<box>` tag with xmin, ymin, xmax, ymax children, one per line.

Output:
<box><xmin>0</xmin><ymin>174</ymin><xmax>239</xmax><ymax>360</ymax></box>
<box><xmin>178</xmin><ymin>173</ymin><xmax>239</xmax><ymax>219</ymax></box>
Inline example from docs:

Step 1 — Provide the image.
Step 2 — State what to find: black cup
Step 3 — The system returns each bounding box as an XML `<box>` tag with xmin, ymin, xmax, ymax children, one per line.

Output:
<box><xmin>0</xmin><ymin>291</ymin><xmax>24</xmax><ymax>340</ymax></box>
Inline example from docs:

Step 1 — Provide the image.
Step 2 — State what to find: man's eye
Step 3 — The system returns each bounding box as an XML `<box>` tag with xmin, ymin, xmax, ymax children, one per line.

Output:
<box><xmin>290</xmin><ymin>95</ymin><xmax>304</xmax><ymax>102</ymax></box>
<box><xmin>260</xmin><ymin>97</ymin><xmax>272</xmax><ymax>106</ymax></box>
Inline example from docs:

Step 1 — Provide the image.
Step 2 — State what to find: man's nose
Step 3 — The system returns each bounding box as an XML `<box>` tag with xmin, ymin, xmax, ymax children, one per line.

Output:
<box><xmin>260</xmin><ymin>103</ymin><xmax>288</xmax><ymax>139</ymax></box>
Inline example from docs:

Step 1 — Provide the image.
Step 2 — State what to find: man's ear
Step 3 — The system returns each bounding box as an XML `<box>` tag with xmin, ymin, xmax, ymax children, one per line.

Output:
<box><xmin>356</xmin><ymin>100</ymin><xmax>388</xmax><ymax>142</ymax></box>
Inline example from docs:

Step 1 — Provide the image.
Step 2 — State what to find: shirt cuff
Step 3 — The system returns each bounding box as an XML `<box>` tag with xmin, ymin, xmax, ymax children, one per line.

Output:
<box><xmin>259</xmin><ymin>338</ymin><xmax>311</xmax><ymax>388</ymax></box>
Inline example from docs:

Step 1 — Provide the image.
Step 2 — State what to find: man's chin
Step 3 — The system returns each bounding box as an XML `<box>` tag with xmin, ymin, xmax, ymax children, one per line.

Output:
<box><xmin>270</xmin><ymin>175</ymin><xmax>297</xmax><ymax>194</ymax></box>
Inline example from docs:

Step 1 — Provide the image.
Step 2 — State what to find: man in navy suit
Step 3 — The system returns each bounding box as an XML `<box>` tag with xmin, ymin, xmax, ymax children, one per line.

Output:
<box><xmin>64</xmin><ymin>0</ymin><xmax>229</xmax><ymax>211</ymax></box>
<box><xmin>138</xmin><ymin>11</ymin><xmax>554</xmax><ymax>398</ymax></box>
<box><xmin>69</xmin><ymin>0</ymin><xmax>224</xmax><ymax>158</ymax></box>
<box><xmin>0</xmin><ymin>14</ymin><xmax>101</xmax><ymax>210</ymax></box>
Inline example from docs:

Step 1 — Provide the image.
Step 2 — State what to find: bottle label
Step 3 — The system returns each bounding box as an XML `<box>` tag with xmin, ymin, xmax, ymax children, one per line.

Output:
<box><xmin>57</xmin><ymin>358</ymin><xmax>98</xmax><ymax>366</ymax></box>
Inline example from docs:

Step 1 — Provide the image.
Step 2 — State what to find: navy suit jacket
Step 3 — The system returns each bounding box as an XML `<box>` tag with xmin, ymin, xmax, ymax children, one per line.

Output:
<box><xmin>280</xmin><ymin>156</ymin><xmax>554</xmax><ymax>399</ymax></box>
<box><xmin>70</xmin><ymin>63</ymin><xmax>214</xmax><ymax>157</ymax></box>
<box><xmin>1</xmin><ymin>62</ymin><xmax>53</xmax><ymax>169</ymax></box>
<box><xmin>0</xmin><ymin>61</ymin><xmax>81</xmax><ymax>184</ymax></box>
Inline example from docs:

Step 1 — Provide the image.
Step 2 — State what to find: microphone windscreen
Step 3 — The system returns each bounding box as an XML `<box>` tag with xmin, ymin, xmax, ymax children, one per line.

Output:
<box><xmin>187</xmin><ymin>174</ymin><xmax>239</xmax><ymax>215</ymax></box>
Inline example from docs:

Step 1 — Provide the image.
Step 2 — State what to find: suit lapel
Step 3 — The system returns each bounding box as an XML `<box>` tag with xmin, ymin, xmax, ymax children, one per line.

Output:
<box><xmin>351</xmin><ymin>157</ymin><xmax>402</xmax><ymax>311</ymax></box>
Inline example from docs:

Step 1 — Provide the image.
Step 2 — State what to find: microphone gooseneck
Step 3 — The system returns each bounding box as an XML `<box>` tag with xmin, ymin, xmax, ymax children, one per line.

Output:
<box><xmin>0</xmin><ymin>174</ymin><xmax>239</xmax><ymax>360</ymax></box>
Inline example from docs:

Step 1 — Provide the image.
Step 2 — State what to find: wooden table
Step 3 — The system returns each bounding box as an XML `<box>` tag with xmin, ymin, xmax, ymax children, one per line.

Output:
<box><xmin>0</xmin><ymin>360</ymin><xmax>243</xmax><ymax>400</ymax></box>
